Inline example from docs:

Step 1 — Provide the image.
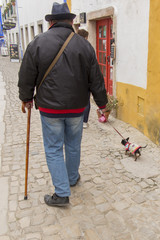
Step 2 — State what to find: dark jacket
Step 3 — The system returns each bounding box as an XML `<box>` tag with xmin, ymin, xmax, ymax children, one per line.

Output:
<box><xmin>18</xmin><ymin>22</ymin><xmax>107</xmax><ymax>109</ymax></box>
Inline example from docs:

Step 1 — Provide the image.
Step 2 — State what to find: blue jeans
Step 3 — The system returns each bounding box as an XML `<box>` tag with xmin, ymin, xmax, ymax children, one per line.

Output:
<box><xmin>40</xmin><ymin>115</ymin><xmax>83</xmax><ymax>197</ymax></box>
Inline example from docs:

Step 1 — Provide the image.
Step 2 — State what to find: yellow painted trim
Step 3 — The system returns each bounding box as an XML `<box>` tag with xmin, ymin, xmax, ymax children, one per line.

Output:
<box><xmin>116</xmin><ymin>83</ymin><xmax>146</xmax><ymax>133</ymax></box>
<box><xmin>146</xmin><ymin>0</ymin><xmax>160</xmax><ymax>144</ymax></box>
<box><xmin>67</xmin><ymin>0</ymin><xmax>71</xmax><ymax>11</ymax></box>
<box><xmin>116</xmin><ymin>0</ymin><xmax>160</xmax><ymax>145</ymax></box>
<box><xmin>116</xmin><ymin>79</ymin><xmax>160</xmax><ymax>145</ymax></box>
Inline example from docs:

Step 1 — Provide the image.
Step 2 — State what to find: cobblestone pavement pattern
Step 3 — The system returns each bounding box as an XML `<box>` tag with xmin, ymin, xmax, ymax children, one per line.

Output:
<box><xmin>0</xmin><ymin>56</ymin><xmax>160</xmax><ymax>240</ymax></box>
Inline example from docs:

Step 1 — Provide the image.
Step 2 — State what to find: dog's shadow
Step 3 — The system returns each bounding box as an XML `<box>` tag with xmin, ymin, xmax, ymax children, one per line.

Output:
<box><xmin>120</xmin><ymin>152</ymin><xmax>159</xmax><ymax>178</ymax></box>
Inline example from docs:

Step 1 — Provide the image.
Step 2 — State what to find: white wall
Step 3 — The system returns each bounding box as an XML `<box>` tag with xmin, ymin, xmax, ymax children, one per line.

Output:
<box><xmin>4</xmin><ymin>0</ymin><xmax>63</xmax><ymax>50</ymax></box>
<box><xmin>72</xmin><ymin>0</ymin><xmax>150</xmax><ymax>89</ymax></box>
<box><xmin>18</xmin><ymin>0</ymin><xmax>62</xmax><ymax>46</ymax></box>
<box><xmin>2</xmin><ymin>0</ymin><xmax>150</xmax><ymax>89</ymax></box>
<box><xmin>18</xmin><ymin>0</ymin><xmax>54</xmax><ymax>31</ymax></box>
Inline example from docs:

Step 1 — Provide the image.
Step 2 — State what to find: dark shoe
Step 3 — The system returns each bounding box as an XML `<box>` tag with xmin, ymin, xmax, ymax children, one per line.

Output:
<box><xmin>70</xmin><ymin>175</ymin><xmax>81</xmax><ymax>187</ymax></box>
<box><xmin>44</xmin><ymin>193</ymin><xmax>69</xmax><ymax>207</ymax></box>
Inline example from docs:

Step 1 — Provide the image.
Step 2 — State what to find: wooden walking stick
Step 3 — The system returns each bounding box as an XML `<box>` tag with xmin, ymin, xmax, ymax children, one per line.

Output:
<box><xmin>22</xmin><ymin>105</ymin><xmax>31</xmax><ymax>200</ymax></box>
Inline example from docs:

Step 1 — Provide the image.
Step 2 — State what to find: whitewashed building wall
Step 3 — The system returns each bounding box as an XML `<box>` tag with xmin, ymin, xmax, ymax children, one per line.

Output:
<box><xmin>2</xmin><ymin>0</ymin><xmax>63</xmax><ymax>53</ymax></box>
<box><xmin>72</xmin><ymin>0</ymin><xmax>150</xmax><ymax>89</ymax></box>
<box><xmin>2</xmin><ymin>0</ymin><xmax>150</xmax><ymax>90</ymax></box>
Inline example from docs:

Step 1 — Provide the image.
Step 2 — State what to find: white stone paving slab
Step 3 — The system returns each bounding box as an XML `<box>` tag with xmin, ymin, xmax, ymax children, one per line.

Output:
<box><xmin>0</xmin><ymin>122</ymin><xmax>5</xmax><ymax>145</ymax></box>
<box><xmin>0</xmin><ymin>72</ymin><xmax>8</xmax><ymax>236</ymax></box>
<box><xmin>0</xmin><ymin>177</ymin><xmax>9</xmax><ymax>235</ymax></box>
<box><xmin>0</xmin><ymin>82</ymin><xmax>5</xmax><ymax>87</ymax></box>
<box><xmin>0</xmin><ymin>71</ymin><xmax>6</xmax><ymax>170</ymax></box>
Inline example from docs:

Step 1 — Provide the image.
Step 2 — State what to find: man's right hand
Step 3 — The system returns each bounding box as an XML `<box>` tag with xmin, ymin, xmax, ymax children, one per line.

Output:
<box><xmin>21</xmin><ymin>101</ymin><xmax>33</xmax><ymax>113</ymax></box>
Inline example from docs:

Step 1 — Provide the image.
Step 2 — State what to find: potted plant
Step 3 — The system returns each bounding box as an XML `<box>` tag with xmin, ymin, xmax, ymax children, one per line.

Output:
<box><xmin>11</xmin><ymin>0</ymin><xmax>15</xmax><ymax>6</ymax></box>
<box><xmin>97</xmin><ymin>93</ymin><xmax>118</xmax><ymax>121</ymax></box>
<box><xmin>105</xmin><ymin>93</ymin><xmax>118</xmax><ymax>112</ymax></box>
<box><xmin>4</xmin><ymin>7</ymin><xmax>7</xmax><ymax>14</ymax></box>
<box><xmin>3</xmin><ymin>7</ymin><xmax>8</xmax><ymax>18</ymax></box>
<box><xmin>7</xmin><ymin>2</ymin><xmax>12</xmax><ymax>9</ymax></box>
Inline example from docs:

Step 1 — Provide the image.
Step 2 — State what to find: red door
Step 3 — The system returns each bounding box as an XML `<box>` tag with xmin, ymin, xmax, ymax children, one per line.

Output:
<box><xmin>96</xmin><ymin>18</ymin><xmax>113</xmax><ymax>95</ymax></box>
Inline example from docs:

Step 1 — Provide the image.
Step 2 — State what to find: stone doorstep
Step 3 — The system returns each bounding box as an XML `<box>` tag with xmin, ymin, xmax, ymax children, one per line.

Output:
<box><xmin>121</xmin><ymin>153</ymin><xmax>159</xmax><ymax>179</ymax></box>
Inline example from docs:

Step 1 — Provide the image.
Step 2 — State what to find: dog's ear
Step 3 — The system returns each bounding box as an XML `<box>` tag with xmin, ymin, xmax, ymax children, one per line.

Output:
<box><xmin>126</xmin><ymin>137</ymin><xmax>129</xmax><ymax>141</ymax></box>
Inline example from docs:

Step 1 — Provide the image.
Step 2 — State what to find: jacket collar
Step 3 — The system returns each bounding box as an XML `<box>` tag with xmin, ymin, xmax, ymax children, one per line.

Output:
<box><xmin>49</xmin><ymin>22</ymin><xmax>74</xmax><ymax>32</ymax></box>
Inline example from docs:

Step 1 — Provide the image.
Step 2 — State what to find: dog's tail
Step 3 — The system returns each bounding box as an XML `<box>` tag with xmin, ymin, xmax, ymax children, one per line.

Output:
<box><xmin>140</xmin><ymin>144</ymin><xmax>148</xmax><ymax>149</ymax></box>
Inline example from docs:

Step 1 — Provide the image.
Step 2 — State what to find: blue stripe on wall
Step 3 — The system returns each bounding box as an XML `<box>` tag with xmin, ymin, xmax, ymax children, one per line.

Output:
<box><xmin>0</xmin><ymin>8</ymin><xmax>4</xmax><ymax>37</ymax></box>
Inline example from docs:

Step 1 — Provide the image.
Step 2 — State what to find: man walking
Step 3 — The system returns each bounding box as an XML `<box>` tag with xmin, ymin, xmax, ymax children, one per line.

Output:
<box><xmin>18</xmin><ymin>2</ymin><xmax>108</xmax><ymax>207</ymax></box>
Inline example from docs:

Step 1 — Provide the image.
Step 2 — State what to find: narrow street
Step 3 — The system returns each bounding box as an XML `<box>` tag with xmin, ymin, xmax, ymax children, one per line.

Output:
<box><xmin>0</xmin><ymin>56</ymin><xmax>160</xmax><ymax>240</ymax></box>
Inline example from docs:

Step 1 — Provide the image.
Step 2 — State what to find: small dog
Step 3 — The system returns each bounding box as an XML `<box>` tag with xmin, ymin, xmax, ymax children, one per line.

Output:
<box><xmin>121</xmin><ymin>137</ymin><xmax>147</xmax><ymax>161</ymax></box>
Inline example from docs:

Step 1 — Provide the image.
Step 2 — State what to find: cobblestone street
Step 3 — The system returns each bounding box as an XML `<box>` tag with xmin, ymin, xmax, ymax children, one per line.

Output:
<box><xmin>0</xmin><ymin>56</ymin><xmax>160</xmax><ymax>240</ymax></box>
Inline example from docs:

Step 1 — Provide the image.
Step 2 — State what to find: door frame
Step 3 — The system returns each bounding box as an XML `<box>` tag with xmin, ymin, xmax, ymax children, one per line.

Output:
<box><xmin>86</xmin><ymin>7</ymin><xmax>117</xmax><ymax>98</ymax></box>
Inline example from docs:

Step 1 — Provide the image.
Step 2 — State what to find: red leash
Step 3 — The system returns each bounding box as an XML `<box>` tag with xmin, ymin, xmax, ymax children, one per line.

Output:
<box><xmin>98</xmin><ymin>109</ymin><xmax>125</xmax><ymax>139</ymax></box>
<box><xmin>108</xmin><ymin>121</ymin><xmax>125</xmax><ymax>139</ymax></box>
